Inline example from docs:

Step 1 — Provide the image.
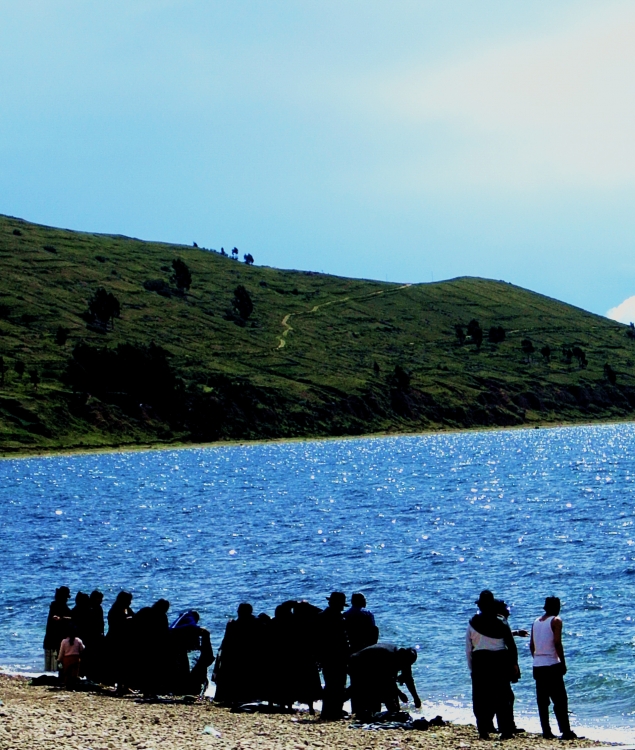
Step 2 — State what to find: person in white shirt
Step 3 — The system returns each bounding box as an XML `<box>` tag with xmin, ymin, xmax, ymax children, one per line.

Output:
<box><xmin>466</xmin><ymin>590</ymin><xmax>519</xmax><ymax>740</ymax></box>
<box><xmin>530</xmin><ymin>597</ymin><xmax>577</xmax><ymax>740</ymax></box>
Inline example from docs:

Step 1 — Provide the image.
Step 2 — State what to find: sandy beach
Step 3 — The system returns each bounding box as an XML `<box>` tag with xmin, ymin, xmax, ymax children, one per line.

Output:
<box><xmin>0</xmin><ymin>674</ymin><xmax>603</xmax><ymax>750</ymax></box>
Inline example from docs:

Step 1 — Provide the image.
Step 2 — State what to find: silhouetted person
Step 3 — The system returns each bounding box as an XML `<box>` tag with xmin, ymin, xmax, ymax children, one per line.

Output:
<box><xmin>349</xmin><ymin>643</ymin><xmax>421</xmax><ymax>719</ymax></box>
<box><xmin>71</xmin><ymin>591</ymin><xmax>91</xmax><ymax>643</ymax></box>
<box><xmin>293</xmin><ymin>600</ymin><xmax>323</xmax><ymax>713</ymax></box>
<box><xmin>269</xmin><ymin>600</ymin><xmax>298</xmax><ymax>709</ymax></box>
<box><xmin>344</xmin><ymin>593</ymin><xmax>379</xmax><ymax>654</ymax></box>
<box><xmin>466</xmin><ymin>590</ymin><xmax>518</xmax><ymax>740</ymax></box>
<box><xmin>495</xmin><ymin>599</ymin><xmax>528</xmax><ymax>735</ymax></box>
<box><xmin>169</xmin><ymin>608</ymin><xmax>212</xmax><ymax>695</ymax></box>
<box><xmin>317</xmin><ymin>592</ymin><xmax>350</xmax><ymax>720</ymax></box>
<box><xmin>213</xmin><ymin>603</ymin><xmax>262</xmax><ymax>705</ymax></box>
<box><xmin>82</xmin><ymin>590</ymin><xmax>105</xmax><ymax>682</ymax></box>
<box><xmin>531</xmin><ymin>597</ymin><xmax>577</xmax><ymax>740</ymax></box>
<box><xmin>43</xmin><ymin>586</ymin><xmax>72</xmax><ymax>672</ymax></box>
<box><xmin>106</xmin><ymin>591</ymin><xmax>134</xmax><ymax>693</ymax></box>
<box><xmin>134</xmin><ymin>598</ymin><xmax>170</xmax><ymax>696</ymax></box>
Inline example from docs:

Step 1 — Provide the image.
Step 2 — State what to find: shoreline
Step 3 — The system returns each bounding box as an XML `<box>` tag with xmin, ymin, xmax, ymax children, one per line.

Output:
<box><xmin>1</xmin><ymin>415</ymin><xmax>634</xmax><ymax>461</ymax></box>
<box><xmin>0</xmin><ymin>674</ymin><xmax>606</xmax><ymax>750</ymax></box>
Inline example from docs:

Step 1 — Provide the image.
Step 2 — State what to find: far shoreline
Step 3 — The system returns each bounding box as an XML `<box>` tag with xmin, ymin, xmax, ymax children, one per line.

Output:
<box><xmin>1</xmin><ymin>414</ymin><xmax>634</xmax><ymax>462</ymax></box>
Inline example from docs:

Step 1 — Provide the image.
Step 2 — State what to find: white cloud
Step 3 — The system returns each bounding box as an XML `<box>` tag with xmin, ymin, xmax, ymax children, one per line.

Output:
<box><xmin>607</xmin><ymin>296</ymin><xmax>635</xmax><ymax>324</ymax></box>
<box><xmin>365</xmin><ymin>3</ymin><xmax>635</xmax><ymax>189</ymax></box>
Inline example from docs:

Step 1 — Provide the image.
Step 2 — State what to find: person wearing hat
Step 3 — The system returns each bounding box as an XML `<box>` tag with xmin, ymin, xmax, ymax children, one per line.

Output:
<box><xmin>317</xmin><ymin>592</ymin><xmax>350</xmax><ymax>720</ymax></box>
<box><xmin>43</xmin><ymin>586</ymin><xmax>72</xmax><ymax>672</ymax></box>
<box><xmin>530</xmin><ymin>597</ymin><xmax>577</xmax><ymax>740</ymax></box>
<box><xmin>348</xmin><ymin>643</ymin><xmax>421</xmax><ymax>720</ymax></box>
<box><xmin>466</xmin><ymin>590</ymin><xmax>518</xmax><ymax>740</ymax></box>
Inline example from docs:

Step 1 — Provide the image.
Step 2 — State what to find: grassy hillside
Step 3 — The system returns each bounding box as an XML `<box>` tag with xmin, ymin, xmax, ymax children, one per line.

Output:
<box><xmin>0</xmin><ymin>213</ymin><xmax>634</xmax><ymax>454</ymax></box>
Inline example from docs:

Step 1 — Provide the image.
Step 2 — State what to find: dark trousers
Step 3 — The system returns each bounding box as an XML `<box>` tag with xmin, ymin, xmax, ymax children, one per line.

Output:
<box><xmin>321</xmin><ymin>663</ymin><xmax>347</xmax><ymax>719</ymax></box>
<box><xmin>471</xmin><ymin>651</ymin><xmax>514</xmax><ymax>737</ymax></box>
<box><xmin>533</xmin><ymin>665</ymin><xmax>571</xmax><ymax>735</ymax></box>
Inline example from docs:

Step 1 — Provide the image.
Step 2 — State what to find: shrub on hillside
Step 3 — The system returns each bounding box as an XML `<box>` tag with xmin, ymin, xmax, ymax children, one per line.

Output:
<box><xmin>467</xmin><ymin>319</ymin><xmax>483</xmax><ymax>349</ymax></box>
<box><xmin>87</xmin><ymin>288</ymin><xmax>120</xmax><ymax>330</ymax></box>
<box><xmin>143</xmin><ymin>279</ymin><xmax>172</xmax><ymax>297</ymax></box>
<box><xmin>488</xmin><ymin>326</ymin><xmax>506</xmax><ymax>344</ymax></box>
<box><xmin>232</xmin><ymin>285</ymin><xmax>253</xmax><ymax>321</ymax></box>
<box><xmin>171</xmin><ymin>258</ymin><xmax>192</xmax><ymax>293</ymax></box>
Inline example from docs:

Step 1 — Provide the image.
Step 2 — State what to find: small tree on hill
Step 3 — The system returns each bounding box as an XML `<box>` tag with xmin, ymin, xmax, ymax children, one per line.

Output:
<box><xmin>373</xmin><ymin>361</ymin><xmax>381</xmax><ymax>376</ymax></box>
<box><xmin>232</xmin><ymin>285</ymin><xmax>253</xmax><ymax>320</ymax></box>
<box><xmin>244</xmin><ymin>253</ymin><xmax>254</xmax><ymax>265</ymax></box>
<box><xmin>88</xmin><ymin>288</ymin><xmax>120</xmax><ymax>330</ymax></box>
<box><xmin>454</xmin><ymin>324</ymin><xmax>466</xmax><ymax>345</ymax></box>
<box><xmin>29</xmin><ymin>369</ymin><xmax>40</xmax><ymax>391</ymax></box>
<box><xmin>220</xmin><ymin>247</ymin><xmax>227</xmax><ymax>257</ymax></box>
<box><xmin>14</xmin><ymin>360</ymin><xmax>25</xmax><ymax>379</ymax></box>
<box><xmin>392</xmin><ymin>364</ymin><xmax>411</xmax><ymax>390</ymax></box>
<box><xmin>467</xmin><ymin>319</ymin><xmax>483</xmax><ymax>349</ymax></box>
<box><xmin>604</xmin><ymin>363</ymin><xmax>617</xmax><ymax>384</ymax></box>
<box><xmin>488</xmin><ymin>326</ymin><xmax>506</xmax><ymax>344</ymax></box>
<box><xmin>628</xmin><ymin>323</ymin><xmax>635</xmax><ymax>340</ymax></box>
<box><xmin>232</xmin><ymin>247</ymin><xmax>239</xmax><ymax>260</ymax></box>
<box><xmin>521</xmin><ymin>338</ymin><xmax>535</xmax><ymax>362</ymax></box>
<box><xmin>562</xmin><ymin>346</ymin><xmax>573</xmax><ymax>365</ymax></box>
<box><xmin>55</xmin><ymin>326</ymin><xmax>70</xmax><ymax>346</ymax></box>
<box><xmin>540</xmin><ymin>344</ymin><xmax>551</xmax><ymax>362</ymax></box>
<box><xmin>171</xmin><ymin>258</ymin><xmax>192</xmax><ymax>294</ymax></box>
<box><xmin>572</xmin><ymin>346</ymin><xmax>587</xmax><ymax>368</ymax></box>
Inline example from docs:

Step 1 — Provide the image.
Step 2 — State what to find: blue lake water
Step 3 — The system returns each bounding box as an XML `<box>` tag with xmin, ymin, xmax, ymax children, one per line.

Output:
<box><xmin>1</xmin><ymin>424</ymin><xmax>635</xmax><ymax>740</ymax></box>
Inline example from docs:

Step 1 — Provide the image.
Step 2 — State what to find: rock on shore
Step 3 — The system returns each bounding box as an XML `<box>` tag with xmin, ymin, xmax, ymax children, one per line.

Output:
<box><xmin>0</xmin><ymin>674</ymin><xmax>600</xmax><ymax>750</ymax></box>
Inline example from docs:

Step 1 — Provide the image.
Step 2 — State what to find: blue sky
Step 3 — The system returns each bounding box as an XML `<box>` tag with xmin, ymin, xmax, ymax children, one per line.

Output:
<box><xmin>1</xmin><ymin>1</ymin><xmax>634</xmax><ymax>319</ymax></box>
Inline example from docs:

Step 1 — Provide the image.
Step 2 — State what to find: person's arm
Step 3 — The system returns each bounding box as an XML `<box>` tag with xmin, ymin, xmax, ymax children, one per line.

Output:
<box><xmin>58</xmin><ymin>640</ymin><xmax>67</xmax><ymax>660</ymax></box>
<box><xmin>400</xmin><ymin>667</ymin><xmax>421</xmax><ymax>708</ymax></box>
<box><xmin>529</xmin><ymin>623</ymin><xmax>535</xmax><ymax>657</ymax></box>
<box><xmin>551</xmin><ymin>617</ymin><xmax>566</xmax><ymax>674</ymax></box>
<box><xmin>502</xmin><ymin>622</ymin><xmax>520</xmax><ymax>680</ymax></box>
<box><xmin>466</xmin><ymin>625</ymin><xmax>473</xmax><ymax>672</ymax></box>
<box><xmin>512</xmin><ymin>628</ymin><xmax>529</xmax><ymax>638</ymax></box>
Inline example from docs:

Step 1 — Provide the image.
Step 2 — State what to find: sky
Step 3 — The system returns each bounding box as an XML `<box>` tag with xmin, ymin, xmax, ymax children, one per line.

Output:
<box><xmin>1</xmin><ymin>1</ymin><xmax>634</xmax><ymax>320</ymax></box>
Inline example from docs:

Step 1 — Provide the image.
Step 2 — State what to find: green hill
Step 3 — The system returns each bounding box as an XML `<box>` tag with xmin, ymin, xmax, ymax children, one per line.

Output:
<box><xmin>0</xmin><ymin>213</ymin><xmax>634</xmax><ymax>455</ymax></box>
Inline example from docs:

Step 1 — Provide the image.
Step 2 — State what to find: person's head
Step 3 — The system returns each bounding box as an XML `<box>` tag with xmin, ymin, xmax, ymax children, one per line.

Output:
<box><xmin>190</xmin><ymin>610</ymin><xmax>200</xmax><ymax>623</ymax></box>
<box><xmin>237</xmin><ymin>602</ymin><xmax>253</xmax><ymax>618</ymax></box>
<box><xmin>55</xmin><ymin>586</ymin><xmax>70</xmax><ymax>603</ymax></box>
<box><xmin>275</xmin><ymin>601</ymin><xmax>295</xmax><ymax>619</ymax></box>
<box><xmin>544</xmin><ymin>596</ymin><xmax>561</xmax><ymax>616</ymax></box>
<box><xmin>75</xmin><ymin>591</ymin><xmax>90</xmax><ymax>607</ymax></box>
<box><xmin>475</xmin><ymin>589</ymin><xmax>496</xmax><ymax>614</ymax></box>
<box><xmin>351</xmin><ymin>593</ymin><xmax>366</xmax><ymax>609</ymax></box>
<box><xmin>495</xmin><ymin>599</ymin><xmax>511</xmax><ymax>619</ymax></box>
<box><xmin>115</xmin><ymin>591</ymin><xmax>133</xmax><ymax>608</ymax></box>
<box><xmin>397</xmin><ymin>647</ymin><xmax>418</xmax><ymax>668</ymax></box>
<box><xmin>89</xmin><ymin>590</ymin><xmax>103</xmax><ymax>605</ymax></box>
<box><xmin>326</xmin><ymin>592</ymin><xmax>347</xmax><ymax>611</ymax></box>
<box><xmin>152</xmin><ymin>598</ymin><xmax>170</xmax><ymax>614</ymax></box>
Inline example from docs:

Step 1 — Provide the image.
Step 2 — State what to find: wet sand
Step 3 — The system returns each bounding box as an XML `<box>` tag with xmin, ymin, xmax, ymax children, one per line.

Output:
<box><xmin>0</xmin><ymin>674</ymin><xmax>603</xmax><ymax>750</ymax></box>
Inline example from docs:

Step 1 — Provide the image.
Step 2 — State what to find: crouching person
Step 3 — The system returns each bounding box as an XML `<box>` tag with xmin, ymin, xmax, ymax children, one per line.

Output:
<box><xmin>349</xmin><ymin>643</ymin><xmax>421</xmax><ymax>720</ymax></box>
<box><xmin>58</xmin><ymin>627</ymin><xmax>85</xmax><ymax>689</ymax></box>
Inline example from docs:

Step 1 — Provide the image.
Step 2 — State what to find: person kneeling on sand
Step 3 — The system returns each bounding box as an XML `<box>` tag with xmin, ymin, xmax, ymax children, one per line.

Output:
<box><xmin>58</xmin><ymin>627</ymin><xmax>85</xmax><ymax>689</ymax></box>
<box><xmin>530</xmin><ymin>596</ymin><xmax>578</xmax><ymax>741</ymax></box>
<box><xmin>348</xmin><ymin>643</ymin><xmax>421</xmax><ymax>720</ymax></box>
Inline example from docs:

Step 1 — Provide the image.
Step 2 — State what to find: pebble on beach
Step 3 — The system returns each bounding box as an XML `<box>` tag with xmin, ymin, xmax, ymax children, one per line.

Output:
<box><xmin>0</xmin><ymin>674</ymin><xmax>600</xmax><ymax>750</ymax></box>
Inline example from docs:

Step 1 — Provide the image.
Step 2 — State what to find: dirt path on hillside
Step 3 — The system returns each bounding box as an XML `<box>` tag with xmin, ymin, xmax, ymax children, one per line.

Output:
<box><xmin>276</xmin><ymin>284</ymin><xmax>412</xmax><ymax>350</ymax></box>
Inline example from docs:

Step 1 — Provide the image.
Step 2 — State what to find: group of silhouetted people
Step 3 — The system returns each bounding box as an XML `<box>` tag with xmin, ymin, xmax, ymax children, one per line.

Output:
<box><xmin>43</xmin><ymin>587</ymin><xmax>213</xmax><ymax>696</ymax></box>
<box><xmin>212</xmin><ymin>592</ymin><xmax>420</xmax><ymax>719</ymax></box>
<box><xmin>467</xmin><ymin>589</ymin><xmax>578</xmax><ymax>741</ymax></box>
<box><xmin>44</xmin><ymin>588</ymin><xmax>420</xmax><ymax>720</ymax></box>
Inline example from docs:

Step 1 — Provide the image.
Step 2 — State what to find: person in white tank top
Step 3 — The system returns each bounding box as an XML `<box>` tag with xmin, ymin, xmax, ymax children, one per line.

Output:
<box><xmin>530</xmin><ymin>597</ymin><xmax>577</xmax><ymax>741</ymax></box>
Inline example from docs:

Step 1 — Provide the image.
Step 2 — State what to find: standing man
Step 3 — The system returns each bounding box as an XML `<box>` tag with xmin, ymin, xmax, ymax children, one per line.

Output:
<box><xmin>317</xmin><ymin>592</ymin><xmax>350</xmax><ymax>720</ymax></box>
<box><xmin>466</xmin><ymin>590</ymin><xmax>518</xmax><ymax>740</ymax></box>
<box><xmin>344</xmin><ymin>593</ymin><xmax>379</xmax><ymax>655</ymax></box>
<box><xmin>530</xmin><ymin>597</ymin><xmax>577</xmax><ymax>740</ymax></box>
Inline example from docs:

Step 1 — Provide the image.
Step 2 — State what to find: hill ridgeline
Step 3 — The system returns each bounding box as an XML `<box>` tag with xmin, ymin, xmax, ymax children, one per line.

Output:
<box><xmin>0</xmin><ymin>214</ymin><xmax>634</xmax><ymax>454</ymax></box>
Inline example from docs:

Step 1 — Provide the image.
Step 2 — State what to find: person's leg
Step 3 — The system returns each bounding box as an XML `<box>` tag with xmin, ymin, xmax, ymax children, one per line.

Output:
<box><xmin>534</xmin><ymin>667</ymin><xmax>554</xmax><ymax>737</ymax></box>
<box><xmin>321</xmin><ymin>664</ymin><xmax>346</xmax><ymax>719</ymax></box>
<box><xmin>549</xmin><ymin>667</ymin><xmax>572</xmax><ymax>736</ymax></box>
<box><xmin>472</xmin><ymin>666</ymin><xmax>493</xmax><ymax>738</ymax></box>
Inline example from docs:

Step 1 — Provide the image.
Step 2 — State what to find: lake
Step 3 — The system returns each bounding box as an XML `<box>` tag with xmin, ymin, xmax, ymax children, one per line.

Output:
<box><xmin>1</xmin><ymin>424</ymin><xmax>634</xmax><ymax>741</ymax></box>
